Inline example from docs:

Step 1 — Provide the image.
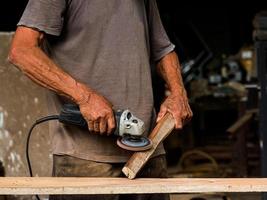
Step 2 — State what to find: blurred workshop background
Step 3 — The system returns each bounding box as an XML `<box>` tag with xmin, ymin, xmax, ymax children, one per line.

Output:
<box><xmin>0</xmin><ymin>1</ymin><xmax>267</xmax><ymax>200</ymax></box>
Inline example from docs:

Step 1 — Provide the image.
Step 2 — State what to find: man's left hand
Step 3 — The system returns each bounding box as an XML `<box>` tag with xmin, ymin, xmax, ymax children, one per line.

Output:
<box><xmin>156</xmin><ymin>91</ymin><xmax>193</xmax><ymax>129</ymax></box>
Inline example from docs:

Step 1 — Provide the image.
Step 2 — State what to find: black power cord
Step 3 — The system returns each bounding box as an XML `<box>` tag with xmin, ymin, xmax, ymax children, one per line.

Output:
<box><xmin>26</xmin><ymin>115</ymin><xmax>59</xmax><ymax>200</ymax></box>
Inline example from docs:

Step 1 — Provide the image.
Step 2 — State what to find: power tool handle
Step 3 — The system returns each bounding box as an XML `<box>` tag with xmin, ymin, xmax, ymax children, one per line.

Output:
<box><xmin>59</xmin><ymin>104</ymin><xmax>123</xmax><ymax>136</ymax></box>
<box><xmin>59</xmin><ymin>104</ymin><xmax>87</xmax><ymax>128</ymax></box>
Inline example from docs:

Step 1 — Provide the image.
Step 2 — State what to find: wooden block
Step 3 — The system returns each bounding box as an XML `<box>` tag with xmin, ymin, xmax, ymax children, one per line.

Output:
<box><xmin>122</xmin><ymin>113</ymin><xmax>175</xmax><ymax>179</ymax></box>
<box><xmin>227</xmin><ymin>112</ymin><xmax>254</xmax><ymax>135</ymax></box>
<box><xmin>0</xmin><ymin>178</ymin><xmax>267</xmax><ymax>195</ymax></box>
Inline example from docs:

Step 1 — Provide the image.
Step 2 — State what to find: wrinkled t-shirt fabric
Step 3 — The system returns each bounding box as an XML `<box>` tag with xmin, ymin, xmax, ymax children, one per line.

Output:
<box><xmin>18</xmin><ymin>0</ymin><xmax>175</xmax><ymax>163</ymax></box>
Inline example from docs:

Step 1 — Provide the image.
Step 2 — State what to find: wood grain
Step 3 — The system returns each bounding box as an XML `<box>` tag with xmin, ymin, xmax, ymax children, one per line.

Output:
<box><xmin>123</xmin><ymin>113</ymin><xmax>175</xmax><ymax>179</ymax></box>
<box><xmin>0</xmin><ymin>178</ymin><xmax>267</xmax><ymax>195</ymax></box>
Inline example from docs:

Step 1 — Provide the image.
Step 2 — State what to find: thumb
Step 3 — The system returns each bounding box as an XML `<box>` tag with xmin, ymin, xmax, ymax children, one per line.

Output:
<box><xmin>156</xmin><ymin>107</ymin><xmax>167</xmax><ymax>123</ymax></box>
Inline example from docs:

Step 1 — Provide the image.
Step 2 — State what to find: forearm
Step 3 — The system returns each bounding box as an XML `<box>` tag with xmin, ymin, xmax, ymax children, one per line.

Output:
<box><xmin>9</xmin><ymin>42</ymin><xmax>90</xmax><ymax>104</ymax></box>
<box><xmin>156</xmin><ymin>51</ymin><xmax>192</xmax><ymax>127</ymax></box>
<box><xmin>156</xmin><ymin>51</ymin><xmax>185</xmax><ymax>95</ymax></box>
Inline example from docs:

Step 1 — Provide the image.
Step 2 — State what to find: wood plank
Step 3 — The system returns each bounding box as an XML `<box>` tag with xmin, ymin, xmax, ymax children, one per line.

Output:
<box><xmin>123</xmin><ymin>113</ymin><xmax>175</xmax><ymax>179</ymax></box>
<box><xmin>227</xmin><ymin>112</ymin><xmax>253</xmax><ymax>135</ymax></box>
<box><xmin>0</xmin><ymin>178</ymin><xmax>267</xmax><ymax>195</ymax></box>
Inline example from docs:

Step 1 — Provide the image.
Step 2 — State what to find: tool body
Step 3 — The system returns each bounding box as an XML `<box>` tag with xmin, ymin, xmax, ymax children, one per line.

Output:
<box><xmin>25</xmin><ymin>103</ymin><xmax>152</xmax><ymax>199</ymax></box>
<box><xmin>59</xmin><ymin>104</ymin><xmax>152</xmax><ymax>151</ymax></box>
<box><xmin>25</xmin><ymin>105</ymin><xmax>151</xmax><ymax>200</ymax></box>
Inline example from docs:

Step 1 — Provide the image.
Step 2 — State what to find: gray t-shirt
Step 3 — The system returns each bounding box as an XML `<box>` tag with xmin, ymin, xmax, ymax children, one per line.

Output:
<box><xmin>18</xmin><ymin>0</ymin><xmax>175</xmax><ymax>163</ymax></box>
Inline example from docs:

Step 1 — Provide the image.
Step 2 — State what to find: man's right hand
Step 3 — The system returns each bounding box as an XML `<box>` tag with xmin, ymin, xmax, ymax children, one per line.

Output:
<box><xmin>78</xmin><ymin>90</ymin><xmax>116</xmax><ymax>135</ymax></box>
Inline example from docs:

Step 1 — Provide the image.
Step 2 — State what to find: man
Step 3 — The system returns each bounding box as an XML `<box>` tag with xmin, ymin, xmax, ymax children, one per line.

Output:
<box><xmin>9</xmin><ymin>0</ymin><xmax>192</xmax><ymax>199</ymax></box>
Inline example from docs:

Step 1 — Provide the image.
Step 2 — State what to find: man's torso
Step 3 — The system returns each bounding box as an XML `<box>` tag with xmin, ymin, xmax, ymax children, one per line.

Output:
<box><xmin>19</xmin><ymin>0</ymin><xmax>167</xmax><ymax>162</ymax></box>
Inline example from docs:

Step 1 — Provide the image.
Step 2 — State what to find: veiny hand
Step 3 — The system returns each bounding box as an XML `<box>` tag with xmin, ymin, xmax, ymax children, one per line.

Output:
<box><xmin>78</xmin><ymin>90</ymin><xmax>115</xmax><ymax>135</ymax></box>
<box><xmin>156</xmin><ymin>91</ymin><xmax>193</xmax><ymax>129</ymax></box>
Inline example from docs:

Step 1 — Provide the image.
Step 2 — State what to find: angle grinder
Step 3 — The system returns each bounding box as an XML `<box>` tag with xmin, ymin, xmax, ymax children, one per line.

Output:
<box><xmin>59</xmin><ymin>104</ymin><xmax>152</xmax><ymax>151</ymax></box>
<box><xmin>26</xmin><ymin>105</ymin><xmax>151</xmax><ymax>200</ymax></box>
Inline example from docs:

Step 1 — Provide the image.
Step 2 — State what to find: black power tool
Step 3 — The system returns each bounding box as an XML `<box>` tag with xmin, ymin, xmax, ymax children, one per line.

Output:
<box><xmin>26</xmin><ymin>104</ymin><xmax>152</xmax><ymax>200</ymax></box>
<box><xmin>58</xmin><ymin>104</ymin><xmax>152</xmax><ymax>151</ymax></box>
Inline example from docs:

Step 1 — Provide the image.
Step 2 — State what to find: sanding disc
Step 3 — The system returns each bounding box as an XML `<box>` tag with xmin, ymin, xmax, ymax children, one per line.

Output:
<box><xmin>117</xmin><ymin>136</ymin><xmax>152</xmax><ymax>151</ymax></box>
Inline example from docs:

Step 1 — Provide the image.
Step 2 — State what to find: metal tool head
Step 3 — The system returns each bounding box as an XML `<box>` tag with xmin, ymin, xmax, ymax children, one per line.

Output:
<box><xmin>114</xmin><ymin>110</ymin><xmax>152</xmax><ymax>151</ymax></box>
<box><xmin>117</xmin><ymin>135</ymin><xmax>152</xmax><ymax>151</ymax></box>
<box><xmin>114</xmin><ymin>110</ymin><xmax>145</xmax><ymax>137</ymax></box>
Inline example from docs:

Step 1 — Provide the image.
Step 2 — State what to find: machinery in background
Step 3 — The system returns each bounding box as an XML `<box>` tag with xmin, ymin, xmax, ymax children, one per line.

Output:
<box><xmin>254</xmin><ymin>10</ymin><xmax>267</xmax><ymax>200</ymax></box>
<box><xmin>179</xmin><ymin>23</ymin><xmax>213</xmax><ymax>85</ymax></box>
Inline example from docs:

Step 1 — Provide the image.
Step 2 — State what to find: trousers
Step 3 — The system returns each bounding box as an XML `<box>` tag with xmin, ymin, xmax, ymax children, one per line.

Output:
<box><xmin>49</xmin><ymin>154</ymin><xmax>170</xmax><ymax>200</ymax></box>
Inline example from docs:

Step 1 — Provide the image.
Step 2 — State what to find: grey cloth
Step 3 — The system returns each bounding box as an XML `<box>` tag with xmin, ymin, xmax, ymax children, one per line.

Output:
<box><xmin>18</xmin><ymin>0</ymin><xmax>175</xmax><ymax>162</ymax></box>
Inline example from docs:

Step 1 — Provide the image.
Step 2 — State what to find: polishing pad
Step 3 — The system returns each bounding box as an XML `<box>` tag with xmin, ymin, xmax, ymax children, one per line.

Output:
<box><xmin>117</xmin><ymin>135</ymin><xmax>152</xmax><ymax>151</ymax></box>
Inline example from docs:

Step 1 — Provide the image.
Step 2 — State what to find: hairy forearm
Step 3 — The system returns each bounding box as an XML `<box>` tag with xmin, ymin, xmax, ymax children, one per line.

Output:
<box><xmin>156</xmin><ymin>51</ymin><xmax>192</xmax><ymax>128</ymax></box>
<box><xmin>157</xmin><ymin>51</ymin><xmax>185</xmax><ymax>95</ymax></box>
<box><xmin>8</xmin><ymin>43</ymin><xmax>90</xmax><ymax>104</ymax></box>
